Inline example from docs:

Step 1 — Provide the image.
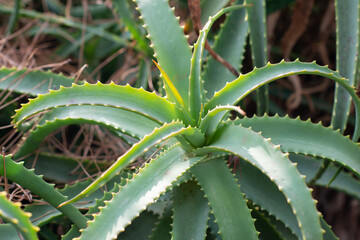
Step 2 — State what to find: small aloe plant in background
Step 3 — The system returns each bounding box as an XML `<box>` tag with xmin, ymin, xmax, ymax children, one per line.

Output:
<box><xmin>0</xmin><ymin>0</ymin><xmax>359</xmax><ymax>239</ymax></box>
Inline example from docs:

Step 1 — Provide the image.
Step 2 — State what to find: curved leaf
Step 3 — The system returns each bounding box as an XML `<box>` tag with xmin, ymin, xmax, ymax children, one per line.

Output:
<box><xmin>59</xmin><ymin>121</ymin><xmax>204</xmax><ymax>207</ymax></box>
<box><xmin>233</xmin><ymin>158</ymin><xmax>301</xmax><ymax>238</ymax></box>
<box><xmin>172</xmin><ymin>181</ymin><xmax>210</xmax><ymax>240</ymax></box>
<box><xmin>14</xmin><ymin>105</ymin><xmax>162</xmax><ymax>159</ymax></box>
<box><xmin>133</xmin><ymin>0</ymin><xmax>192</xmax><ymax>106</ymax></box>
<box><xmin>0</xmin><ymin>67</ymin><xmax>76</xmax><ymax>95</ymax></box>
<box><xmin>191</xmin><ymin>158</ymin><xmax>259</xmax><ymax>240</ymax></box>
<box><xmin>13</xmin><ymin>82</ymin><xmax>179</xmax><ymax>126</ymax></box>
<box><xmin>0</xmin><ymin>155</ymin><xmax>88</xmax><ymax>229</ymax></box>
<box><xmin>236</xmin><ymin>115</ymin><xmax>360</xmax><ymax>177</ymax></box>
<box><xmin>77</xmin><ymin>145</ymin><xmax>205</xmax><ymax>240</ymax></box>
<box><xmin>290</xmin><ymin>154</ymin><xmax>360</xmax><ymax>201</ymax></box>
<box><xmin>0</xmin><ymin>192</ymin><xmax>39</xmax><ymax>240</ymax></box>
<box><xmin>196</xmin><ymin>124</ymin><xmax>323</xmax><ymax>239</ymax></box>
<box><xmin>205</xmin><ymin>60</ymin><xmax>360</xmax><ymax>140</ymax></box>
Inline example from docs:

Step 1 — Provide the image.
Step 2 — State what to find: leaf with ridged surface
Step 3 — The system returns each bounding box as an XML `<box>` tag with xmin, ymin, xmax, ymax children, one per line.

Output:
<box><xmin>202</xmin><ymin>0</ymin><xmax>248</xmax><ymax>99</ymax></box>
<box><xmin>59</xmin><ymin>121</ymin><xmax>204</xmax><ymax>207</ymax></box>
<box><xmin>26</xmin><ymin>172</ymin><xmax>130</xmax><ymax>227</ymax></box>
<box><xmin>77</xmin><ymin>145</ymin><xmax>205</xmax><ymax>240</ymax></box>
<box><xmin>233</xmin><ymin>158</ymin><xmax>301</xmax><ymax>238</ymax></box>
<box><xmin>233</xmin><ymin>154</ymin><xmax>340</xmax><ymax>239</ymax></box>
<box><xmin>331</xmin><ymin>0</ymin><xmax>359</xmax><ymax>132</ymax></box>
<box><xmin>236</xmin><ymin>115</ymin><xmax>360</xmax><ymax>178</ymax></box>
<box><xmin>321</xmin><ymin>218</ymin><xmax>339</xmax><ymax>240</ymax></box>
<box><xmin>14</xmin><ymin>104</ymin><xmax>162</xmax><ymax>159</ymax></box>
<box><xmin>13</xmin><ymin>82</ymin><xmax>178</xmax><ymax>127</ymax></box>
<box><xmin>191</xmin><ymin>158</ymin><xmax>258</xmax><ymax>240</ymax></box>
<box><xmin>0</xmin><ymin>67</ymin><xmax>77</xmax><ymax>96</ymax></box>
<box><xmin>197</xmin><ymin>124</ymin><xmax>323</xmax><ymax>239</ymax></box>
<box><xmin>0</xmin><ymin>192</ymin><xmax>39</xmax><ymax>240</ymax></box>
<box><xmin>133</xmin><ymin>0</ymin><xmax>192</xmax><ymax>106</ymax></box>
<box><xmin>205</xmin><ymin>60</ymin><xmax>360</xmax><ymax>140</ymax></box>
<box><xmin>290</xmin><ymin>154</ymin><xmax>360</xmax><ymax>201</ymax></box>
<box><xmin>172</xmin><ymin>181</ymin><xmax>210</xmax><ymax>240</ymax></box>
<box><xmin>0</xmin><ymin>155</ymin><xmax>87</xmax><ymax>229</ymax></box>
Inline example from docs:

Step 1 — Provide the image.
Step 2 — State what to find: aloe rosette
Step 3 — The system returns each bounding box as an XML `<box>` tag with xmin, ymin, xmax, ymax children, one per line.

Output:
<box><xmin>1</xmin><ymin>0</ymin><xmax>359</xmax><ymax>239</ymax></box>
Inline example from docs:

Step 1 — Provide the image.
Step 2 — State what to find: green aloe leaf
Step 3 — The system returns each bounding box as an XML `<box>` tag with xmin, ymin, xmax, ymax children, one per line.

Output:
<box><xmin>133</xmin><ymin>0</ymin><xmax>192</xmax><ymax>106</ymax></box>
<box><xmin>59</xmin><ymin>121</ymin><xmax>204</xmax><ymax>207</ymax></box>
<box><xmin>13</xmin><ymin>82</ymin><xmax>178</xmax><ymax>127</ymax></box>
<box><xmin>77</xmin><ymin>145</ymin><xmax>205</xmax><ymax>240</ymax></box>
<box><xmin>0</xmin><ymin>67</ymin><xmax>77</xmax><ymax>96</ymax></box>
<box><xmin>0</xmin><ymin>155</ymin><xmax>88</xmax><ymax>229</ymax></box>
<box><xmin>191</xmin><ymin>158</ymin><xmax>258</xmax><ymax>240</ymax></box>
<box><xmin>197</xmin><ymin>124</ymin><xmax>323</xmax><ymax>239</ymax></box>
<box><xmin>205</xmin><ymin>60</ymin><xmax>360</xmax><ymax>140</ymax></box>
<box><xmin>233</xmin><ymin>158</ymin><xmax>301</xmax><ymax>238</ymax></box>
<box><xmin>0</xmin><ymin>192</ymin><xmax>39</xmax><ymax>240</ymax></box>
<box><xmin>332</xmin><ymin>0</ymin><xmax>359</xmax><ymax>132</ymax></box>
<box><xmin>14</xmin><ymin>104</ymin><xmax>162</xmax><ymax>159</ymax></box>
<box><xmin>290</xmin><ymin>154</ymin><xmax>360</xmax><ymax>201</ymax></box>
<box><xmin>172</xmin><ymin>181</ymin><xmax>210</xmax><ymax>240</ymax></box>
<box><xmin>236</xmin><ymin>115</ymin><xmax>360</xmax><ymax>177</ymax></box>
<box><xmin>25</xmin><ymin>171</ymin><xmax>131</xmax><ymax>227</ymax></box>
<box><xmin>202</xmin><ymin>0</ymin><xmax>248</xmax><ymax>99</ymax></box>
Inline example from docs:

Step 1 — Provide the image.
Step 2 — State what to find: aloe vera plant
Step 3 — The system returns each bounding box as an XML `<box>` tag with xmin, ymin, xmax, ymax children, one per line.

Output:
<box><xmin>1</xmin><ymin>0</ymin><xmax>360</xmax><ymax>239</ymax></box>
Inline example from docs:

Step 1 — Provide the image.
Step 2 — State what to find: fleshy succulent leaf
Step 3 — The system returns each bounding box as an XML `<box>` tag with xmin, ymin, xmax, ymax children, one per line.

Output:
<box><xmin>76</xmin><ymin>145</ymin><xmax>205</xmax><ymax>240</ymax></box>
<box><xmin>133</xmin><ymin>0</ymin><xmax>192</xmax><ymax>106</ymax></box>
<box><xmin>195</xmin><ymin>124</ymin><xmax>323</xmax><ymax>239</ymax></box>
<box><xmin>205</xmin><ymin>60</ymin><xmax>360</xmax><ymax>140</ymax></box>
<box><xmin>58</xmin><ymin>121</ymin><xmax>203</xmax><ymax>207</ymax></box>
<box><xmin>236</xmin><ymin>115</ymin><xmax>360</xmax><ymax>178</ymax></box>
<box><xmin>191</xmin><ymin>157</ymin><xmax>259</xmax><ymax>240</ymax></box>
<box><xmin>0</xmin><ymin>155</ymin><xmax>88</xmax><ymax>229</ymax></box>
<box><xmin>0</xmin><ymin>192</ymin><xmax>39</xmax><ymax>240</ymax></box>
<box><xmin>13</xmin><ymin>82</ymin><xmax>179</xmax><ymax>127</ymax></box>
<box><xmin>172</xmin><ymin>181</ymin><xmax>210</xmax><ymax>240</ymax></box>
